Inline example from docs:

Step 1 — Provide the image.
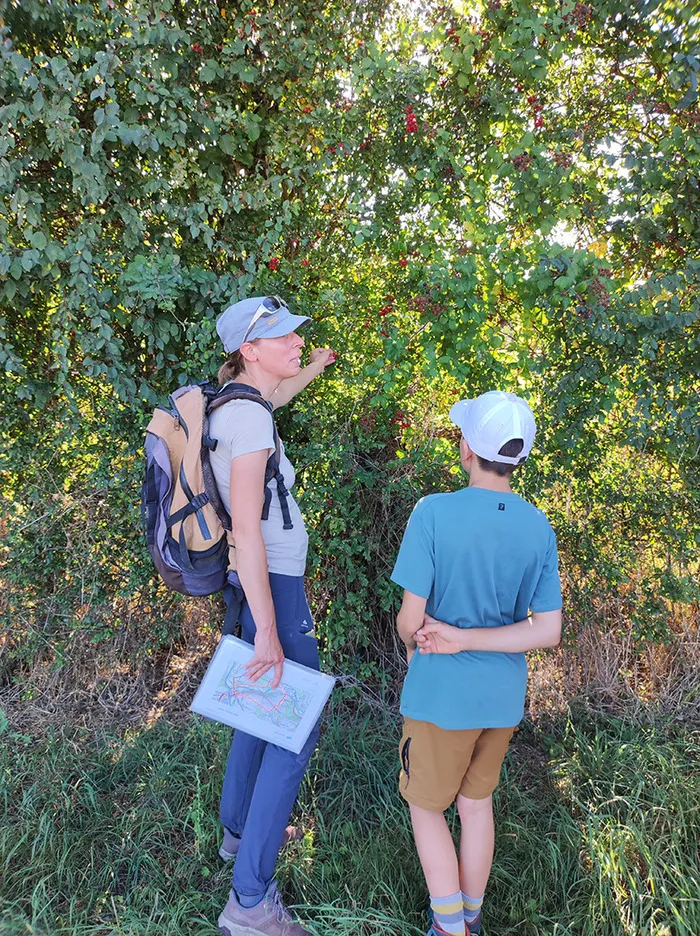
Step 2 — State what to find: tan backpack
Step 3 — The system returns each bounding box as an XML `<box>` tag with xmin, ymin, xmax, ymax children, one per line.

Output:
<box><xmin>141</xmin><ymin>381</ymin><xmax>293</xmax><ymax>596</ymax></box>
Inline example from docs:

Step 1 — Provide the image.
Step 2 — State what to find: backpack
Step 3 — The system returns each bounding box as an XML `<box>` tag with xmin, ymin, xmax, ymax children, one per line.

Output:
<box><xmin>141</xmin><ymin>381</ymin><xmax>293</xmax><ymax>597</ymax></box>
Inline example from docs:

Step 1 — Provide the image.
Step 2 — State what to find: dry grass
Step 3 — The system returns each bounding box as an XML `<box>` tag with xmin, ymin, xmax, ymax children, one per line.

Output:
<box><xmin>3</xmin><ymin>595</ymin><xmax>699</xmax><ymax>739</ymax></box>
<box><xmin>528</xmin><ymin>605</ymin><xmax>700</xmax><ymax>724</ymax></box>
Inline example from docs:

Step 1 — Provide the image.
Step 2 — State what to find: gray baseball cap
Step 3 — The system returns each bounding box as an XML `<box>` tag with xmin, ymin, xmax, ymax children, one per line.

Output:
<box><xmin>216</xmin><ymin>295</ymin><xmax>311</xmax><ymax>353</ymax></box>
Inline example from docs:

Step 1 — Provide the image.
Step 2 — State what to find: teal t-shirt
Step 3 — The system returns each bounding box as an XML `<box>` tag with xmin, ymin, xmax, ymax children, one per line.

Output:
<box><xmin>391</xmin><ymin>487</ymin><xmax>562</xmax><ymax>730</ymax></box>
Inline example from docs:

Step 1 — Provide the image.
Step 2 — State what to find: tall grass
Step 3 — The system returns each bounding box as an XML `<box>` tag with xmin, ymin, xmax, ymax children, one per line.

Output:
<box><xmin>1</xmin><ymin>697</ymin><xmax>698</xmax><ymax>936</ymax></box>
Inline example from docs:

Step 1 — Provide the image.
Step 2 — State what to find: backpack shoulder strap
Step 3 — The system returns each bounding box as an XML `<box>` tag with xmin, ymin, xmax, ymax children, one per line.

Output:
<box><xmin>205</xmin><ymin>381</ymin><xmax>274</xmax><ymax>415</ymax></box>
<box><xmin>203</xmin><ymin>382</ymin><xmax>293</xmax><ymax>531</ymax></box>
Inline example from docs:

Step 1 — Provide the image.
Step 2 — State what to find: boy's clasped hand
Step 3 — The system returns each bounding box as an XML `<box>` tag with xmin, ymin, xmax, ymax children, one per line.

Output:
<box><xmin>413</xmin><ymin>615</ymin><xmax>466</xmax><ymax>655</ymax></box>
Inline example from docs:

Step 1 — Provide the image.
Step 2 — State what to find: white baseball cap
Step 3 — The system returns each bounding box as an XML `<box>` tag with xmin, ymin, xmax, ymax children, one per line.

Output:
<box><xmin>449</xmin><ymin>391</ymin><xmax>536</xmax><ymax>465</ymax></box>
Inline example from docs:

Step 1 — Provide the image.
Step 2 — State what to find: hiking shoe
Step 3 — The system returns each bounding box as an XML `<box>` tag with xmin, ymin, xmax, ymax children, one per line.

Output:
<box><xmin>218</xmin><ymin>882</ymin><xmax>311</xmax><ymax>936</ymax></box>
<box><xmin>426</xmin><ymin>927</ymin><xmax>472</xmax><ymax>936</ymax></box>
<box><xmin>219</xmin><ymin>826</ymin><xmax>303</xmax><ymax>862</ymax></box>
<box><xmin>425</xmin><ymin>910</ymin><xmax>480</xmax><ymax>935</ymax></box>
<box><xmin>426</xmin><ymin>925</ymin><xmax>465</xmax><ymax>936</ymax></box>
<box><xmin>467</xmin><ymin>913</ymin><xmax>482</xmax><ymax>936</ymax></box>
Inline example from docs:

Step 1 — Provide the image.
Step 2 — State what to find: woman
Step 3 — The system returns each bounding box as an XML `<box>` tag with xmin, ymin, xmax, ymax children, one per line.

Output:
<box><xmin>209</xmin><ymin>295</ymin><xmax>335</xmax><ymax>936</ymax></box>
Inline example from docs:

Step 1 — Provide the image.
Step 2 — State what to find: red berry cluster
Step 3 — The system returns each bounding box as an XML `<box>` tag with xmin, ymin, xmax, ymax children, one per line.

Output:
<box><xmin>408</xmin><ymin>287</ymin><xmax>445</xmax><ymax>317</ymax></box>
<box><xmin>405</xmin><ymin>105</ymin><xmax>418</xmax><ymax>134</ymax></box>
<box><xmin>391</xmin><ymin>411</ymin><xmax>412</xmax><ymax>429</ymax></box>
<box><xmin>326</xmin><ymin>141</ymin><xmax>350</xmax><ymax>157</ymax></box>
<box><xmin>301</xmin><ymin>259</ymin><xmax>309</xmax><ymax>267</ymax></box>
<box><xmin>269</xmin><ymin>257</ymin><xmax>280</xmax><ymax>271</ymax></box>
<box><xmin>409</xmin><ymin>295</ymin><xmax>430</xmax><ymax>312</ymax></box>
<box><xmin>563</xmin><ymin>3</ymin><xmax>593</xmax><ymax>29</ymax></box>
<box><xmin>513</xmin><ymin>153</ymin><xmax>533</xmax><ymax>171</ymax></box>
<box><xmin>379</xmin><ymin>294</ymin><xmax>394</xmax><ymax>317</ymax></box>
<box><xmin>191</xmin><ymin>42</ymin><xmax>204</xmax><ymax>54</ymax></box>
<box><xmin>359</xmin><ymin>413</ymin><xmax>376</xmax><ymax>432</ymax></box>
<box><xmin>399</xmin><ymin>257</ymin><xmax>408</xmax><ymax>267</ymax></box>
<box><xmin>552</xmin><ymin>151</ymin><xmax>573</xmax><ymax>169</ymax></box>
<box><xmin>577</xmin><ymin>299</ymin><xmax>592</xmax><ymax>320</ymax></box>
<box><xmin>527</xmin><ymin>94</ymin><xmax>544</xmax><ymax>129</ymax></box>
<box><xmin>444</xmin><ymin>22</ymin><xmax>461</xmax><ymax>46</ymax></box>
<box><xmin>589</xmin><ymin>274</ymin><xmax>610</xmax><ymax>308</ymax></box>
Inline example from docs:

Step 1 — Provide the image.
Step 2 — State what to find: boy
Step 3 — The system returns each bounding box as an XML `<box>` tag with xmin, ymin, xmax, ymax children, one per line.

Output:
<box><xmin>391</xmin><ymin>391</ymin><xmax>562</xmax><ymax>936</ymax></box>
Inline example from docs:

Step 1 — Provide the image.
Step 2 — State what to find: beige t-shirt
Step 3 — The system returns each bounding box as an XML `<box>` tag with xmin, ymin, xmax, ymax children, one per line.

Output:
<box><xmin>209</xmin><ymin>398</ymin><xmax>308</xmax><ymax>577</ymax></box>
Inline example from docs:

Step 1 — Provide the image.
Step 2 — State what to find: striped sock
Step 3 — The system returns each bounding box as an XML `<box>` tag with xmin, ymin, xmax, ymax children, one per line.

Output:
<box><xmin>430</xmin><ymin>892</ymin><xmax>466</xmax><ymax>935</ymax></box>
<box><xmin>462</xmin><ymin>892</ymin><xmax>484</xmax><ymax>935</ymax></box>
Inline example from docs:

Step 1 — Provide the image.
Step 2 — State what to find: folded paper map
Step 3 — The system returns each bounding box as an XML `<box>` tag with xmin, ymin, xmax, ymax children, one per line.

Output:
<box><xmin>191</xmin><ymin>635</ymin><xmax>336</xmax><ymax>753</ymax></box>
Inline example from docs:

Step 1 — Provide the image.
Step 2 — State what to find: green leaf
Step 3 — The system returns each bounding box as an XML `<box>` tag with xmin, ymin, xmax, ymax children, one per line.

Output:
<box><xmin>30</xmin><ymin>232</ymin><xmax>48</xmax><ymax>250</ymax></box>
<box><xmin>219</xmin><ymin>135</ymin><xmax>236</xmax><ymax>156</ymax></box>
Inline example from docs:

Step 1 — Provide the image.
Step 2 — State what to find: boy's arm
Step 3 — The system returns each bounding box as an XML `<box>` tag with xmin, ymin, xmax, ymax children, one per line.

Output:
<box><xmin>396</xmin><ymin>590</ymin><xmax>427</xmax><ymax>660</ymax></box>
<box><xmin>415</xmin><ymin>609</ymin><xmax>562</xmax><ymax>654</ymax></box>
<box><xmin>271</xmin><ymin>348</ymin><xmax>336</xmax><ymax>409</ymax></box>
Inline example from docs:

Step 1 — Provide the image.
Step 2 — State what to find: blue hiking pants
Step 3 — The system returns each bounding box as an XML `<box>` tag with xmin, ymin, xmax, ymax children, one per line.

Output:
<box><xmin>219</xmin><ymin>573</ymin><xmax>321</xmax><ymax>903</ymax></box>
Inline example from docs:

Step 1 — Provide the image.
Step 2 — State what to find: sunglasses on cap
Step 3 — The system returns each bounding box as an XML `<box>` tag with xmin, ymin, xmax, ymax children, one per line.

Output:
<box><xmin>241</xmin><ymin>295</ymin><xmax>289</xmax><ymax>344</ymax></box>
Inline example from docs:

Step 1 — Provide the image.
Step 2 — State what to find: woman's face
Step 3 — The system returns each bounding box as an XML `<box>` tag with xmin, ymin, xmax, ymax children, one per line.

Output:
<box><xmin>253</xmin><ymin>330</ymin><xmax>305</xmax><ymax>379</ymax></box>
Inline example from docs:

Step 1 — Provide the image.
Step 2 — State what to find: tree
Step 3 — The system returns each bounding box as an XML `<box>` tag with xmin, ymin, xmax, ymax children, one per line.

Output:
<box><xmin>1</xmin><ymin>0</ymin><xmax>698</xmax><ymax>668</ymax></box>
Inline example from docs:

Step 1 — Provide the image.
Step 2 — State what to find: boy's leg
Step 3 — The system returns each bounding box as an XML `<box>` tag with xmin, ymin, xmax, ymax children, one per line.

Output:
<box><xmin>456</xmin><ymin>793</ymin><xmax>494</xmax><ymax>897</ymax></box>
<box><xmin>456</xmin><ymin>793</ymin><xmax>493</xmax><ymax>933</ymax></box>
<box><xmin>409</xmin><ymin>802</ymin><xmax>460</xmax><ymax>897</ymax></box>
<box><xmin>400</xmin><ymin>719</ymin><xmax>478</xmax><ymax>936</ymax></box>
<box><xmin>409</xmin><ymin>803</ymin><xmax>464</xmax><ymax>936</ymax></box>
<box><xmin>457</xmin><ymin>727</ymin><xmax>515</xmax><ymax>935</ymax></box>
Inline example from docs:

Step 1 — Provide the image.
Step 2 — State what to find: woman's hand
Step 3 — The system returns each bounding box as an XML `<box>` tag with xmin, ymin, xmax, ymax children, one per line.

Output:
<box><xmin>245</xmin><ymin>628</ymin><xmax>285</xmax><ymax>688</ymax></box>
<box><xmin>415</xmin><ymin>615</ymin><xmax>469</xmax><ymax>655</ymax></box>
<box><xmin>309</xmin><ymin>347</ymin><xmax>337</xmax><ymax>368</ymax></box>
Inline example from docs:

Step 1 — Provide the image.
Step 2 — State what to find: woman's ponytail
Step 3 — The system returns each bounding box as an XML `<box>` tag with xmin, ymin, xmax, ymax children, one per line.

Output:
<box><xmin>217</xmin><ymin>351</ymin><xmax>246</xmax><ymax>385</ymax></box>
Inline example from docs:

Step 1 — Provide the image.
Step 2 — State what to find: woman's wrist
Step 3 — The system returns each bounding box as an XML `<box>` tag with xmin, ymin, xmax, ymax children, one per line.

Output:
<box><xmin>306</xmin><ymin>359</ymin><xmax>325</xmax><ymax>378</ymax></box>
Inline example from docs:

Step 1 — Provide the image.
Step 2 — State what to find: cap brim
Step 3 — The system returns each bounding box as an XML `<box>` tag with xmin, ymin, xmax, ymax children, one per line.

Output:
<box><xmin>449</xmin><ymin>399</ymin><xmax>471</xmax><ymax>430</ymax></box>
<box><xmin>248</xmin><ymin>312</ymin><xmax>310</xmax><ymax>342</ymax></box>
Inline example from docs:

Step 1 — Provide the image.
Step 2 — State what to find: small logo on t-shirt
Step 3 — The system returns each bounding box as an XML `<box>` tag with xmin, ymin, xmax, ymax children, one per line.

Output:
<box><xmin>498</xmin><ymin>502</ymin><xmax>505</xmax><ymax>511</ymax></box>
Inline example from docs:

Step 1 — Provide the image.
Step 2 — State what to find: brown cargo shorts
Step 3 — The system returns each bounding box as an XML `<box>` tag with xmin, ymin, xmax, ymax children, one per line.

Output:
<box><xmin>398</xmin><ymin>717</ymin><xmax>515</xmax><ymax>812</ymax></box>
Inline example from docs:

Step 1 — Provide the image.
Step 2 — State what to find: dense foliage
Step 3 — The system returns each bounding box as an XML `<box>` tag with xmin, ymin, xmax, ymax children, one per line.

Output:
<box><xmin>1</xmin><ymin>0</ymin><xmax>698</xmax><ymax>678</ymax></box>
